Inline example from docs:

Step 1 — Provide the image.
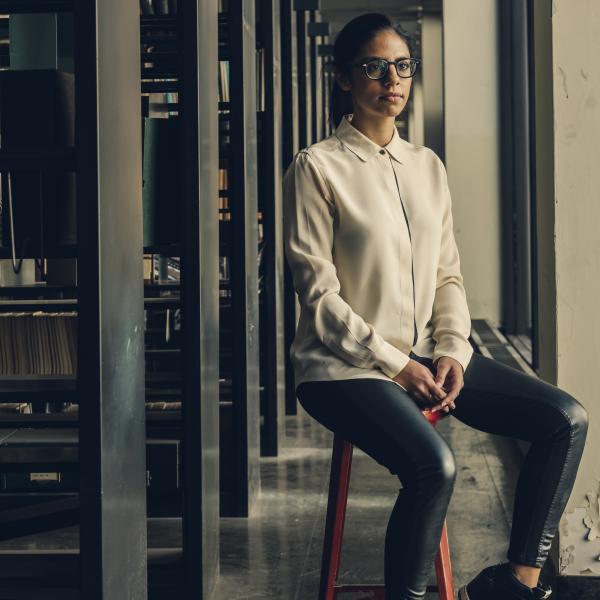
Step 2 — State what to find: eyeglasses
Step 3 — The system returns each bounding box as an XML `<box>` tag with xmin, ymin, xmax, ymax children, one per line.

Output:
<box><xmin>352</xmin><ymin>57</ymin><xmax>421</xmax><ymax>80</ymax></box>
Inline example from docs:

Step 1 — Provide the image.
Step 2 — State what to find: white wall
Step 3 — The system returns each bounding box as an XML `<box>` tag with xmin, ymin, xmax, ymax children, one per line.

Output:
<box><xmin>544</xmin><ymin>0</ymin><xmax>600</xmax><ymax>577</ymax></box>
<box><xmin>442</xmin><ymin>0</ymin><xmax>502</xmax><ymax>325</ymax></box>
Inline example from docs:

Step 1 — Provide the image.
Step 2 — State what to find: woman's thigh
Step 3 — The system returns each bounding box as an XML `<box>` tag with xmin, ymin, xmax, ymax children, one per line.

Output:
<box><xmin>447</xmin><ymin>352</ymin><xmax>588</xmax><ymax>441</ymax></box>
<box><xmin>296</xmin><ymin>378</ymin><xmax>455</xmax><ymax>482</ymax></box>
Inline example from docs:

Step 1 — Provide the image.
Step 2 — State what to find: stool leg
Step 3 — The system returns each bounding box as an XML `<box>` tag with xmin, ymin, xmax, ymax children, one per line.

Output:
<box><xmin>434</xmin><ymin>520</ymin><xmax>455</xmax><ymax>600</ymax></box>
<box><xmin>319</xmin><ymin>435</ymin><xmax>353</xmax><ymax>600</ymax></box>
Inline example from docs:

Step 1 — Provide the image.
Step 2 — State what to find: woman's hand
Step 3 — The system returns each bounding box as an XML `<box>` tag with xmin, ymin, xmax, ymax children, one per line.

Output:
<box><xmin>392</xmin><ymin>359</ymin><xmax>449</xmax><ymax>410</ymax></box>
<box><xmin>429</xmin><ymin>356</ymin><xmax>464</xmax><ymax>412</ymax></box>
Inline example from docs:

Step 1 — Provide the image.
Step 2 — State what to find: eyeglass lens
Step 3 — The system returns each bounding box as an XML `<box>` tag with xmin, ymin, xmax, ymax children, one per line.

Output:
<box><xmin>365</xmin><ymin>59</ymin><xmax>417</xmax><ymax>79</ymax></box>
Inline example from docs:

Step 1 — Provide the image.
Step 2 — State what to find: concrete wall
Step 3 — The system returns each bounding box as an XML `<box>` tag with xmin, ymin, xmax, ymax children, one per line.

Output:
<box><xmin>441</xmin><ymin>0</ymin><xmax>502</xmax><ymax>325</ymax></box>
<box><xmin>443</xmin><ymin>0</ymin><xmax>600</xmax><ymax>578</ymax></box>
<box><xmin>421</xmin><ymin>13</ymin><xmax>444</xmax><ymax>160</ymax></box>
<box><xmin>408</xmin><ymin>76</ymin><xmax>425</xmax><ymax>147</ymax></box>
<box><xmin>537</xmin><ymin>0</ymin><xmax>600</xmax><ymax>578</ymax></box>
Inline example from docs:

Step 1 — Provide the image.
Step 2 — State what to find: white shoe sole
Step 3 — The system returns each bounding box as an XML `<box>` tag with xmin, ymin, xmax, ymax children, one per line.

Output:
<box><xmin>457</xmin><ymin>585</ymin><xmax>470</xmax><ymax>600</ymax></box>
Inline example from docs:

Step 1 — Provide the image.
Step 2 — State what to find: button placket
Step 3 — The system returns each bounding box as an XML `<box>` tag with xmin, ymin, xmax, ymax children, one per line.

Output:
<box><xmin>387</xmin><ymin>156</ymin><xmax>418</xmax><ymax>348</ymax></box>
<box><xmin>380</xmin><ymin>153</ymin><xmax>408</xmax><ymax>335</ymax></box>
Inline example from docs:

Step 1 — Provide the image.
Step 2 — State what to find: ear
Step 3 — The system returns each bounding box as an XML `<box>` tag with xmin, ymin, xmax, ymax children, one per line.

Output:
<box><xmin>334</xmin><ymin>70</ymin><xmax>352</xmax><ymax>93</ymax></box>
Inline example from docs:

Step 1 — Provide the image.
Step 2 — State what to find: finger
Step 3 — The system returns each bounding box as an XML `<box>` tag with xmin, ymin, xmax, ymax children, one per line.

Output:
<box><xmin>436</xmin><ymin>391</ymin><xmax>457</xmax><ymax>408</ymax></box>
<box><xmin>431</xmin><ymin>401</ymin><xmax>453</xmax><ymax>413</ymax></box>
<box><xmin>434</xmin><ymin>364</ymin><xmax>449</xmax><ymax>387</ymax></box>
<box><xmin>422</xmin><ymin>390</ymin><xmax>440</xmax><ymax>407</ymax></box>
<box><xmin>428</xmin><ymin>380</ymin><xmax>448</xmax><ymax>402</ymax></box>
<box><xmin>447</xmin><ymin>379</ymin><xmax>464</xmax><ymax>401</ymax></box>
<box><xmin>431</xmin><ymin>392</ymin><xmax>458</xmax><ymax>412</ymax></box>
<box><xmin>411</xmin><ymin>389</ymin><xmax>434</xmax><ymax>407</ymax></box>
<box><xmin>441</xmin><ymin>388</ymin><xmax>461</xmax><ymax>408</ymax></box>
<box><xmin>429</xmin><ymin>397</ymin><xmax>449</xmax><ymax>411</ymax></box>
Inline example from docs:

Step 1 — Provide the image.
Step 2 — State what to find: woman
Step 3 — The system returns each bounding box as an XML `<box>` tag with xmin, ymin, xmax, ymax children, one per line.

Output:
<box><xmin>281</xmin><ymin>12</ymin><xmax>588</xmax><ymax>600</ymax></box>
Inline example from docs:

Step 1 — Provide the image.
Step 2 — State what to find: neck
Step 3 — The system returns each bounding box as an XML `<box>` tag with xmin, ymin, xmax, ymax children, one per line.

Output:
<box><xmin>348</xmin><ymin>112</ymin><xmax>396</xmax><ymax>147</ymax></box>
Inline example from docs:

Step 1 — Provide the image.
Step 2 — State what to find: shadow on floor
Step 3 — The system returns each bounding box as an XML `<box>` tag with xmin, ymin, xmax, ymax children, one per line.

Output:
<box><xmin>214</xmin><ymin>402</ymin><xmax>524</xmax><ymax>600</ymax></box>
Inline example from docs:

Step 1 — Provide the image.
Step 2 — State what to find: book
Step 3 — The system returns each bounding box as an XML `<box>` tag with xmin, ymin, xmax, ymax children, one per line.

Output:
<box><xmin>0</xmin><ymin>312</ymin><xmax>77</xmax><ymax>376</ymax></box>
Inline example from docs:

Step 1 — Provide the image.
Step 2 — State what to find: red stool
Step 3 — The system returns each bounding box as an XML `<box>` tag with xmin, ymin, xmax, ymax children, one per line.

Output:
<box><xmin>319</xmin><ymin>408</ymin><xmax>455</xmax><ymax>600</ymax></box>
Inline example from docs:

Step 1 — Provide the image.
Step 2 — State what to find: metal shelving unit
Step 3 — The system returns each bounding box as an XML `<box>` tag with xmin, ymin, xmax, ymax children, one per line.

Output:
<box><xmin>256</xmin><ymin>0</ymin><xmax>285</xmax><ymax>458</ymax></box>
<box><xmin>0</xmin><ymin>2</ymin><xmax>221</xmax><ymax>598</ymax></box>
<box><xmin>307</xmin><ymin>18</ymin><xmax>329</xmax><ymax>142</ymax></box>
<box><xmin>218</xmin><ymin>0</ymin><xmax>261</xmax><ymax>518</ymax></box>
<box><xmin>280</xmin><ymin>0</ymin><xmax>300</xmax><ymax>416</ymax></box>
<box><xmin>0</xmin><ymin>0</ymin><xmax>313</xmax><ymax>595</ymax></box>
<box><xmin>0</xmin><ymin>1</ymin><xmax>147</xmax><ymax>598</ymax></box>
<box><xmin>294</xmin><ymin>0</ymin><xmax>314</xmax><ymax>150</ymax></box>
<box><xmin>141</xmin><ymin>1</ymin><xmax>220</xmax><ymax>597</ymax></box>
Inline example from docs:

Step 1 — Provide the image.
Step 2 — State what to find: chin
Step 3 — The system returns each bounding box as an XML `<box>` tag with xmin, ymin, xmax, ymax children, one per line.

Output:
<box><xmin>379</xmin><ymin>100</ymin><xmax>406</xmax><ymax>116</ymax></box>
<box><xmin>383</xmin><ymin>106</ymin><xmax>404</xmax><ymax>119</ymax></box>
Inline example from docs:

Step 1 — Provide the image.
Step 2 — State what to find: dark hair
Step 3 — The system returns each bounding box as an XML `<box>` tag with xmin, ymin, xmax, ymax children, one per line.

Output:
<box><xmin>327</xmin><ymin>13</ymin><xmax>414</xmax><ymax>131</ymax></box>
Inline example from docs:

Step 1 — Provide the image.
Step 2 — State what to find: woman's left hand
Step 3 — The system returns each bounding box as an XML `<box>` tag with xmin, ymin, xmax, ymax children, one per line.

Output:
<box><xmin>430</xmin><ymin>356</ymin><xmax>464</xmax><ymax>412</ymax></box>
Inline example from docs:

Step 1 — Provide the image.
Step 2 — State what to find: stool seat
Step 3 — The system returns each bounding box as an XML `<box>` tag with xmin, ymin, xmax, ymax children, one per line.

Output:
<box><xmin>319</xmin><ymin>408</ymin><xmax>455</xmax><ymax>600</ymax></box>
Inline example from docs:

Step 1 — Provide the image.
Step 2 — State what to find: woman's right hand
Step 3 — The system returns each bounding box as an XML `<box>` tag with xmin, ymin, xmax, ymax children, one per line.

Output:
<box><xmin>392</xmin><ymin>359</ymin><xmax>453</xmax><ymax>412</ymax></box>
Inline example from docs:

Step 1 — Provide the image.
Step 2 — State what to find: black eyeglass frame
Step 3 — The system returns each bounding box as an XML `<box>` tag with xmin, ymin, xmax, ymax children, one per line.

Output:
<box><xmin>352</xmin><ymin>57</ymin><xmax>421</xmax><ymax>80</ymax></box>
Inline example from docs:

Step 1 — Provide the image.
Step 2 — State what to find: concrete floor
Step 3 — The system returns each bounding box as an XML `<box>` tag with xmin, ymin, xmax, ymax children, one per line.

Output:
<box><xmin>214</xmin><ymin>401</ymin><xmax>526</xmax><ymax>600</ymax></box>
<box><xmin>0</xmin><ymin>381</ymin><xmax>528</xmax><ymax>599</ymax></box>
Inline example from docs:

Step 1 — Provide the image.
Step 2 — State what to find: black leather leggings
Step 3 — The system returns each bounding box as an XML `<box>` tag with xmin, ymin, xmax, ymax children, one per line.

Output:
<box><xmin>296</xmin><ymin>351</ymin><xmax>589</xmax><ymax>600</ymax></box>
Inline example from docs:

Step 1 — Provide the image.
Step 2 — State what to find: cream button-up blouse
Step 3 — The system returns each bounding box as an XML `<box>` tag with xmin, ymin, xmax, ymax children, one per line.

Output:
<box><xmin>282</xmin><ymin>113</ymin><xmax>474</xmax><ymax>392</ymax></box>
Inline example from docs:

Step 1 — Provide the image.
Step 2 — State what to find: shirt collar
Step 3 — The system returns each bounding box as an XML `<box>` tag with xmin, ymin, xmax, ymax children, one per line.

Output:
<box><xmin>334</xmin><ymin>113</ymin><xmax>406</xmax><ymax>164</ymax></box>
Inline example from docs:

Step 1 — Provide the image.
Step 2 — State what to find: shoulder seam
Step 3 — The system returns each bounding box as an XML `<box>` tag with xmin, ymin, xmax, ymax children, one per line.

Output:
<box><xmin>297</xmin><ymin>148</ymin><xmax>336</xmax><ymax>207</ymax></box>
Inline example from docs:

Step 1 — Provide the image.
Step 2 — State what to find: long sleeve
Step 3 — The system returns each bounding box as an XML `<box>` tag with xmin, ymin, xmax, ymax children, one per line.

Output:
<box><xmin>430</xmin><ymin>155</ymin><xmax>474</xmax><ymax>373</ymax></box>
<box><xmin>282</xmin><ymin>150</ymin><xmax>411</xmax><ymax>379</ymax></box>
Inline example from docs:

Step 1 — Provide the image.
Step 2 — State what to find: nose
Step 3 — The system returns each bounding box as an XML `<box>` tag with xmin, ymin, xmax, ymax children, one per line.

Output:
<box><xmin>384</xmin><ymin>62</ymin><xmax>402</xmax><ymax>85</ymax></box>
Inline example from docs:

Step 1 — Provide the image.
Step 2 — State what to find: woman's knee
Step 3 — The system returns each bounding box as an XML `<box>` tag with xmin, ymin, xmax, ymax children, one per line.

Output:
<box><xmin>436</xmin><ymin>443</ymin><xmax>457</xmax><ymax>484</ymax></box>
<box><xmin>412</xmin><ymin>440</ymin><xmax>457</xmax><ymax>490</ymax></box>
<box><xmin>387</xmin><ymin>438</ymin><xmax>457</xmax><ymax>493</ymax></box>
<box><xmin>557</xmin><ymin>392</ymin><xmax>589</xmax><ymax>435</ymax></box>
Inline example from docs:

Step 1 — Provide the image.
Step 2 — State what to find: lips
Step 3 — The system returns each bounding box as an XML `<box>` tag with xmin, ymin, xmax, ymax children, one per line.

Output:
<box><xmin>381</xmin><ymin>94</ymin><xmax>402</xmax><ymax>99</ymax></box>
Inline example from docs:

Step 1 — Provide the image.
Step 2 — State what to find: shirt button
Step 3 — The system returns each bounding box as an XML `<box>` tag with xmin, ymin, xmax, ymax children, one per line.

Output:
<box><xmin>379</xmin><ymin>149</ymin><xmax>386</xmax><ymax>154</ymax></box>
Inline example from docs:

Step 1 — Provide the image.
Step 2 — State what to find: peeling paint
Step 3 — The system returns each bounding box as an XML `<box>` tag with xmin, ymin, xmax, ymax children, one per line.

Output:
<box><xmin>558</xmin><ymin>66</ymin><xmax>569</xmax><ymax>99</ymax></box>
<box><xmin>560</xmin><ymin>506</ymin><xmax>600</xmax><ymax>575</ymax></box>
<box><xmin>560</xmin><ymin>544</ymin><xmax>576</xmax><ymax>571</ymax></box>
<box><xmin>552</xmin><ymin>0</ymin><xmax>558</xmax><ymax>16</ymax></box>
<box><xmin>560</xmin><ymin>509</ymin><xmax>571</xmax><ymax>538</ymax></box>
<box><xmin>583</xmin><ymin>482</ymin><xmax>600</xmax><ymax>563</ymax></box>
<box><xmin>583</xmin><ymin>493</ymin><xmax>600</xmax><ymax>539</ymax></box>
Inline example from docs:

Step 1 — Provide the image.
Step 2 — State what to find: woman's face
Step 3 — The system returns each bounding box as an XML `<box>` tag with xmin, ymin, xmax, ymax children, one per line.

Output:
<box><xmin>336</xmin><ymin>29</ymin><xmax>413</xmax><ymax>120</ymax></box>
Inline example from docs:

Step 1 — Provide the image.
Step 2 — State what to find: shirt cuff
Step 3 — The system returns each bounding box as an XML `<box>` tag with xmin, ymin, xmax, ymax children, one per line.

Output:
<box><xmin>432</xmin><ymin>341</ymin><xmax>474</xmax><ymax>374</ymax></box>
<box><xmin>371</xmin><ymin>337</ymin><xmax>412</xmax><ymax>379</ymax></box>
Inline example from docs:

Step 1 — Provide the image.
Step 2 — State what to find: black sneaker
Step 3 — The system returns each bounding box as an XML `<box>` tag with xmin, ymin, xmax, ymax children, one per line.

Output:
<box><xmin>457</xmin><ymin>562</ymin><xmax>552</xmax><ymax>600</ymax></box>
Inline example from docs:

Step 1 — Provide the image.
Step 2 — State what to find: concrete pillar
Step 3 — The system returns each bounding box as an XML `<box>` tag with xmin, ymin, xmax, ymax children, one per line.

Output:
<box><xmin>421</xmin><ymin>12</ymin><xmax>443</xmax><ymax>160</ymax></box>
<box><xmin>441</xmin><ymin>0</ymin><xmax>502</xmax><ymax>325</ymax></box>
<box><xmin>533</xmin><ymin>0</ymin><xmax>600</xmax><ymax>590</ymax></box>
